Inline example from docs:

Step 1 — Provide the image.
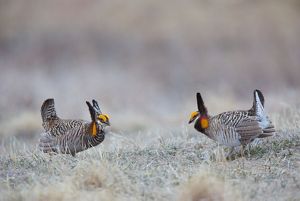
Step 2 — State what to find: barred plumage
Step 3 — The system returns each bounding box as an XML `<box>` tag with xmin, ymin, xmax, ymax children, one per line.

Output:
<box><xmin>39</xmin><ymin>99</ymin><xmax>110</xmax><ymax>156</ymax></box>
<box><xmin>203</xmin><ymin>111</ymin><xmax>262</xmax><ymax>146</ymax></box>
<box><xmin>236</xmin><ymin>89</ymin><xmax>275</xmax><ymax>137</ymax></box>
<box><xmin>189</xmin><ymin>90</ymin><xmax>275</xmax><ymax>157</ymax></box>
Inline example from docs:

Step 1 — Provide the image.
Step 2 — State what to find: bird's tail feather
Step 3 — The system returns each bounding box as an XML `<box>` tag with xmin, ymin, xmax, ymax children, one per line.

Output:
<box><xmin>41</xmin><ymin>99</ymin><xmax>58</xmax><ymax>122</ymax></box>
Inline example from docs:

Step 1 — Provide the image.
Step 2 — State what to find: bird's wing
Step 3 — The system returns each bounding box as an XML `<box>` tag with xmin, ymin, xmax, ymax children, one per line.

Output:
<box><xmin>39</xmin><ymin>132</ymin><xmax>58</xmax><ymax>153</ymax></box>
<box><xmin>235</xmin><ymin>117</ymin><xmax>263</xmax><ymax>145</ymax></box>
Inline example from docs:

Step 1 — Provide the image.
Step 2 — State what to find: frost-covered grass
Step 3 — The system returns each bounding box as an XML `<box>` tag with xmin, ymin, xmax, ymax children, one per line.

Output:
<box><xmin>0</xmin><ymin>0</ymin><xmax>299</xmax><ymax>200</ymax></box>
<box><xmin>0</xmin><ymin>117</ymin><xmax>300</xmax><ymax>201</ymax></box>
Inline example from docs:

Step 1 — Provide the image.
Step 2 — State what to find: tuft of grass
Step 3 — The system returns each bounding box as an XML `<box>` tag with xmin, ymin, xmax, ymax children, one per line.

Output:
<box><xmin>178</xmin><ymin>168</ymin><xmax>241</xmax><ymax>201</ymax></box>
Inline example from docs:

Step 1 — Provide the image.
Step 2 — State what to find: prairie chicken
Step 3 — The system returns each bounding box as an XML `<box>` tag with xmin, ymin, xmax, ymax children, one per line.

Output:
<box><xmin>39</xmin><ymin>99</ymin><xmax>110</xmax><ymax>156</ymax></box>
<box><xmin>188</xmin><ymin>90</ymin><xmax>275</xmax><ymax>157</ymax></box>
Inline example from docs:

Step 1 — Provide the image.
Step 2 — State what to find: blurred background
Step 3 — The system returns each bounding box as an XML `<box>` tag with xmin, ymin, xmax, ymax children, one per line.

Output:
<box><xmin>0</xmin><ymin>0</ymin><xmax>299</xmax><ymax>141</ymax></box>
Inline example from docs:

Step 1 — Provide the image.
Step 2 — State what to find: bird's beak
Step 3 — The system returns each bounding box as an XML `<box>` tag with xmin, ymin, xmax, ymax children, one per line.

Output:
<box><xmin>188</xmin><ymin>117</ymin><xmax>195</xmax><ymax>124</ymax></box>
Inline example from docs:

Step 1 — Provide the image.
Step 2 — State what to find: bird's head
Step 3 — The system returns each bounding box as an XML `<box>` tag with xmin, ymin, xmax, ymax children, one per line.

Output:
<box><xmin>188</xmin><ymin>92</ymin><xmax>209</xmax><ymax>129</ymax></box>
<box><xmin>86</xmin><ymin>100</ymin><xmax>111</xmax><ymax>136</ymax></box>
<box><xmin>188</xmin><ymin>111</ymin><xmax>200</xmax><ymax>124</ymax></box>
<box><xmin>91</xmin><ymin>99</ymin><xmax>110</xmax><ymax>126</ymax></box>
<box><xmin>97</xmin><ymin>114</ymin><xmax>110</xmax><ymax>126</ymax></box>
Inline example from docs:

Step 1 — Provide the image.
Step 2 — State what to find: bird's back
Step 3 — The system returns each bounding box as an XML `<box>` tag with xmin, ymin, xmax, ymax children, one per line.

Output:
<box><xmin>42</xmin><ymin>118</ymin><xmax>86</xmax><ymax>137</ymax></box>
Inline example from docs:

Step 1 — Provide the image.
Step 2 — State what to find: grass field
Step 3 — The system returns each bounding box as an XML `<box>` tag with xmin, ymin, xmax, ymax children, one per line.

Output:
<box><xmin>0</xmin><ymin>106</ymin><xmax>300</xmax><ymax>201</ymax></box>
<box><xmin>0</xmin><ymin>0</ymin><xmax>300</xmax><ymax>200</ymax></box>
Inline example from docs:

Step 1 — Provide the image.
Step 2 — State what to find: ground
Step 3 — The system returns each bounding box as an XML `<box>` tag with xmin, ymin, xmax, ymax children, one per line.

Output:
<box><xmin>1</xmin><ymin>113</ymin><xmax>300</xmax><ymax>201</ymax></box>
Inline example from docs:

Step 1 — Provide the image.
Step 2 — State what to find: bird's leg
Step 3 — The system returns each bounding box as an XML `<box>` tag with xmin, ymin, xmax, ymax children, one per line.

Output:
<box><xmin>226</xmin><ymin>147</ymin><xmax>235</xmax><ymax>160</ymax></box>
<box><xmin>240</xmin><ymin>145</ymin><xmax>245</xmax><ymax>158</ymax></box>
<box><xmin>247</xmin><ymin>144</ymin><xmax>251</xmax><ymax>158</ymax></box>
